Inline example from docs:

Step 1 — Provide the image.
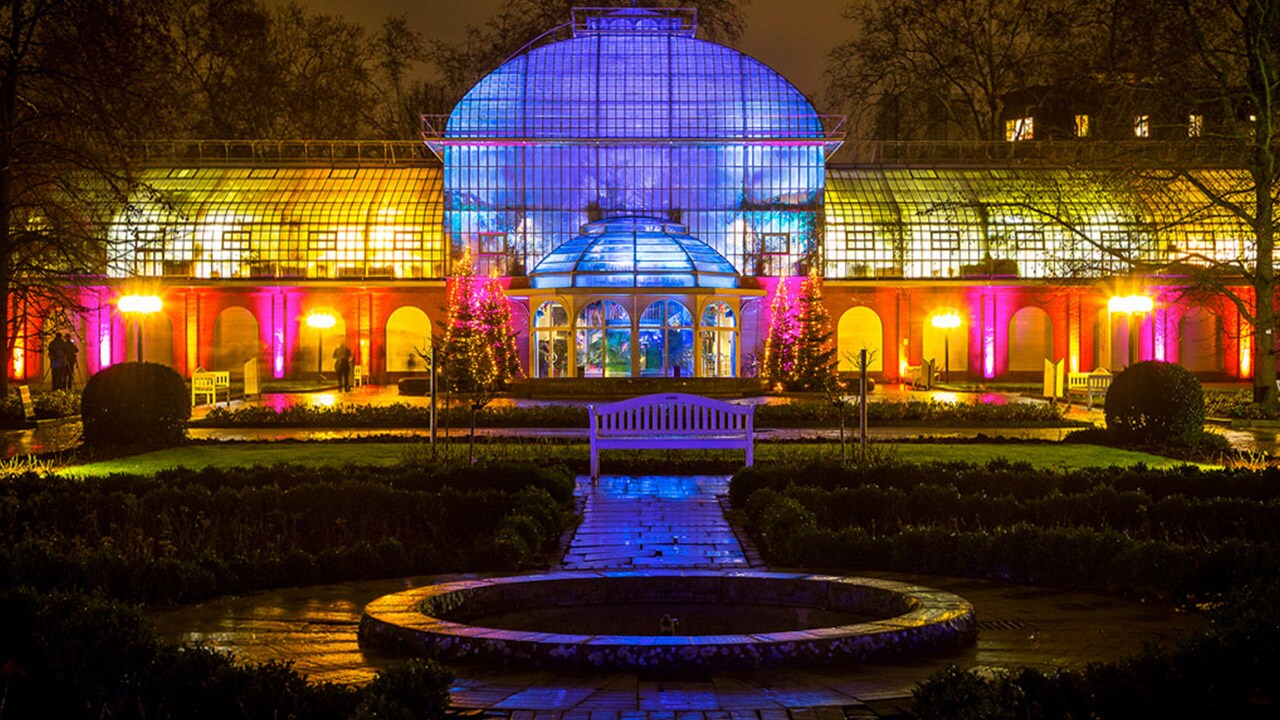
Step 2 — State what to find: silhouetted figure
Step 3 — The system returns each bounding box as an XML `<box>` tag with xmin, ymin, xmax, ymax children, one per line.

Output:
<box><xmin>332</xmin><ymin>342</ymin><xmax>353</xmax><ymax>392</ymax></box>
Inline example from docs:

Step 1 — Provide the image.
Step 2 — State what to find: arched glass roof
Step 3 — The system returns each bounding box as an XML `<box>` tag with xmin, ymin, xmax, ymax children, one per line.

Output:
<box><xmin>446</xmin><ymin>9</ymin><xmax>822</xmax><ymax>141</ymax></box>
<box><xmin>530</xmin><ymin>216</ymin><xmax>740</xmax><ymax>289</ymax></box>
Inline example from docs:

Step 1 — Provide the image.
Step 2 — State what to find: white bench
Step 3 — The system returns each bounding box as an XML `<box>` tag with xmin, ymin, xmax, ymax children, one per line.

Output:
<box><xmin>589</xmin><ymin>393</ymin><xmax>754</xmax><ymax>479</ymax></box>
<box><xmin>1067</xmin><ymin>368</ymin><xmax>1112</xmax><ymax>410</ymax></box>
<box><xmin>191</xmin><ymin>369</ymin><xmax>230</xmax><ymax>406</ymax></box>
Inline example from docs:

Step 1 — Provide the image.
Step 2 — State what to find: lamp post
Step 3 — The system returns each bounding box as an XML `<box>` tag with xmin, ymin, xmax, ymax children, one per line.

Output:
<box><xmin>305</xmin><ymin>312</ymin><xmax>336</xmax><ymax>380</ymax></box>
<box><xmin>931</xmin><ymin>311</ymin><xmax>963</xmax><ymax>384</ymax></box>
<box><xmin>117</xmin><ymin>295</ymin><xmax>162</xmax><ymax>362</ymax></box>
<box><xmin>1108</xmin><ymin>295</ymin><xmax>1154</xmax><ymax>367</ymax></box>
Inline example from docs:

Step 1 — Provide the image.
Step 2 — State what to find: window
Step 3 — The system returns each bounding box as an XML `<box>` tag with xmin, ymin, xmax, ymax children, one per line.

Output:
<box><xmin>473</xmin><ymin>232</ymin><xmax>508</xmax><ymax>276</ymax></box>
<box><xmin>1133</xmin><ymin>115</ymin><xmax>1150</xmax><ymax>138</ymax></box>
<box><xmin>533</xmin><ymin>301</ymin><xmax>570</xmax><ymax>378</ymax></box>
<box><xmin>755</xmin><ymin>232</ymin><xmax>791</xmax><ymax>275</ymax></box>
<box><xmin>1005</xmin><ymin>117</ymin><xmax>1034</xmax><ymax>142</ymax></box>
<box><xmin>1074</xmin><ymin>114</ymin><xmax>1091</xmax><ymax>138</ymax></box>
<box><xmin>1189</xmin><ymin>114</ymin><xmax>1204</xmax><ymax>137</ymax></box>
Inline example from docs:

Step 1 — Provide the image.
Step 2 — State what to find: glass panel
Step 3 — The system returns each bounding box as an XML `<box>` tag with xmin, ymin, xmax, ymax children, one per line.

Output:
<box><xmin>535</xmin><ymin>301</ymin><xmax>568</xmax><ymax>327</ymax></box>
<box><xmin>536</xmin><ymin>329</ymin><xmax>569</xmax><ymax>378</ymax></box>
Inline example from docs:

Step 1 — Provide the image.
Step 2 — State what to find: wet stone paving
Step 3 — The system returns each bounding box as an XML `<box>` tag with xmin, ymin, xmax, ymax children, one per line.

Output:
<box><xmin>561</xmin><ymin>476</ymin><xmax>752</xmax><ymax>570</ymax></box>
<box><xmin>153</xmin><ymin>475</ymin><xmax>1203</xmax><ymax>718</ymax></box>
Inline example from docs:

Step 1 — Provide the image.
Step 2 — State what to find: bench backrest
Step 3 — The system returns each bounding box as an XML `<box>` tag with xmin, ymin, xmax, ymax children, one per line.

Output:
<box><xmin>193</xmin><ymin>374</ymin><xmax>217</xmax><ymax>391</ymax></box>
<box><xmin>591</xmin><ymin>393</ymin><xmax>753</xmax><ymax>434</ymax></box>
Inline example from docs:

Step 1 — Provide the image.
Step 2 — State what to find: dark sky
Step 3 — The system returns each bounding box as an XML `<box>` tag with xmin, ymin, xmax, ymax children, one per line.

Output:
<box><xmin>295</xmin><ymin>1</ymin><xmax>853</xmax><ymax>102</ymax></box>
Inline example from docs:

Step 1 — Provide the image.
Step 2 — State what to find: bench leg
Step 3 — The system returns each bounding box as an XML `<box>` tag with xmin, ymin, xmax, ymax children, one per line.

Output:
<box><xmin>745</xmin><ymin>442</ymin><xmax>753</xmax><ymax>468</ymax></box>
<box><xmin>590</xmin><ymin>449</ymin><xmax>599</xmax><ymax>480</ymax></box>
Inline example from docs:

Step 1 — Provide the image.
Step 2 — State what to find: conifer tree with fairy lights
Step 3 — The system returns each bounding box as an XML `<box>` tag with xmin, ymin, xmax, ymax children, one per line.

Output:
<box><xmin>762</xmin><ymin>278</ymin><xmax>799</xmax><ymax>388</ymax></box>
<box><xmin>792</xmin><ymin>269</ymin><xmax>836</xmax><ymax>390</ymax></box>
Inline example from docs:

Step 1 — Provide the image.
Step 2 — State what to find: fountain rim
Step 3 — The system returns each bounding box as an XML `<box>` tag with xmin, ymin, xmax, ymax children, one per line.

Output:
<box><xmin>360</xmin><ymin>569</ymin><xmax>975</xmax><ymax>647</ymax></box>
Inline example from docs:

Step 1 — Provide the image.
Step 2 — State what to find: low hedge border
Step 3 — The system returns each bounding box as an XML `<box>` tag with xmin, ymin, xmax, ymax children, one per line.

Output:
<box><xmin>0</xmin><ymin>462</ymin><xmax>576</xmax><ymax>605</ymax></box>
<box><xmin>192</xmin><ymin>398</ymin><xmax>1077</xmax><ymax>429</ymax></box>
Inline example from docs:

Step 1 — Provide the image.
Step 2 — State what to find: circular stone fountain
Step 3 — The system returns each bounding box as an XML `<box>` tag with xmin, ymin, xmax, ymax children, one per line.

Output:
<box><xmin>358</xmin><ymin>571</ymin><xmax>976</xmax><ymax>673</ymax></box>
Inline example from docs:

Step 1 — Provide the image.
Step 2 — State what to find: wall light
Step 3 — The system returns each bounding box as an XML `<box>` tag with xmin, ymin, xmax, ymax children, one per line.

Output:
<box><xmin>1108</xmin><ymin>295</ymin><xmax>1154</xmax><ymax>314</ymax></box>
<box><xmin>930</xmin><ymin>311</ymin><xmax>963</xmax><ymax>329</ymax></box>
<box><xmin>930</xmin><ymin>311</ymin><xmax>963</xmax><ymax>383</ymax></box>
<box><xmin>117</xmin><ymin>295</ymin><xmax>162</xmax><ymax>361</ymax></box>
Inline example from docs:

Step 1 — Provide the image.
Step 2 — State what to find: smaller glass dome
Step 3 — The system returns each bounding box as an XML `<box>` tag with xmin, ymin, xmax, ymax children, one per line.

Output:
<box><xmin>530</xmin><ymin>217</ymin><xmax>740</xmax><ymax>289</ymax></box>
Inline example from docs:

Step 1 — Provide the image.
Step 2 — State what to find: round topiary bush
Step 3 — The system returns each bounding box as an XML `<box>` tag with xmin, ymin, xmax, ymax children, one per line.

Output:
<box><xmin>1104</xmin><ymin>360</ymin><xmax>1205</xmax><ymax>443</ymax></box>
<box><xmin>81</xmin><ymin>362</ymin><xmax>190</xmax><ymax>449</ymax></box>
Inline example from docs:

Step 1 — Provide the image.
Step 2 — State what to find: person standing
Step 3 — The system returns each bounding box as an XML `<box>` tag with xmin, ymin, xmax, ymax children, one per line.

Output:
<box><xmin>48</xmin><ymin>333</ymin><xmax>66</xmax><ymax>390</ymax></box>
<box><xmin>332</xmin><ymin>342</ymin><xmax>353</xmax><ymax>392</ymax></box>
<box><xmin>61</xmin><ymin>336</ymin><xmax>79</xmax><ymax>390</ymax></box>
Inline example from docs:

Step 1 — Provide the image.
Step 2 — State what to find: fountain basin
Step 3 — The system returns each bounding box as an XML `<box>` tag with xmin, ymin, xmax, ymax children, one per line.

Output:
<box><xmin>358</xmin><ymin>571</ymin><xmax>976</xmax><ymax>673</ymax></box>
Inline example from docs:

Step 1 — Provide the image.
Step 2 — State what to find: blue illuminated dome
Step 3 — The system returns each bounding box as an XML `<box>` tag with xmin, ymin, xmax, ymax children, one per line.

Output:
<box><xmin>437</xmin><ymin>6</ymin><xmax>831</xmax><ymax>277</ymax></box>
<box><xmin>447</xmin><ymin>8</ymin><xmax>822</xmax><ymax>140</ymax></box>
<box><xmin>530</xmin><ymin>217</ymin><xmax>740</xmax><ymax>289</ymax></box>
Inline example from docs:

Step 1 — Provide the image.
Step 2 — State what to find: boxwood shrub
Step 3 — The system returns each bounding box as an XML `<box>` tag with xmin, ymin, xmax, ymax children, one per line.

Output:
<box><xmin>81</xmin><ymin>362</ymin><xmax>190</xmax><ymax>448</ymax></box>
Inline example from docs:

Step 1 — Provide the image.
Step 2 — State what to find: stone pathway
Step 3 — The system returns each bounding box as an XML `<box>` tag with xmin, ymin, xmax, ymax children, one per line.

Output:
<box><xmin>561</xmin><ymin>476</ymin><xmax>750</xmax><ymax>570</ymax></box>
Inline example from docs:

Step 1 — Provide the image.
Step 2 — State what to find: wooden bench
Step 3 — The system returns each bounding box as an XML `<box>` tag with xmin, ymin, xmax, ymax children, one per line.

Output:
<box><xmin>352</xmin><ymin>364</ymin><xmax>366</xmax><ymax>388</ymax></box>
<box><xmin>1067</xmin><ymin>368</ymin><xmax>1112</xmax><ymax>410</ymax></box>
<box><xmin>191</xmin><ymin>369</ymin><xmax>231</xmax><ymax>406</ymax></box>
<box><xmin>589</xmin><ymin>393</ymin><xmax>754</xmax><ymax>479</ymax></box>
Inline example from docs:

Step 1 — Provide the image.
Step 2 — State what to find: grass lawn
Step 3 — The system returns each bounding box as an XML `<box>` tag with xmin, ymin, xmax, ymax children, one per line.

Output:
<box><xmin>64</xmin><ymin>440</ymin><xmax>1195</xmax><ymax>477</ymax></box>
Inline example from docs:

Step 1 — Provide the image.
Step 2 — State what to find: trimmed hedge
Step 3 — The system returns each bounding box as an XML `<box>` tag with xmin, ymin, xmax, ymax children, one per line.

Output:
<box><xmin>0</xmin><ymin>588</ymin><xmax>453</xmax><ymax>720</ymax></box>
<box><xmin>0</xmin><ymin>388</ymin><xmax>79</xmax><ymax>427</ymax></box>
<box><xmin>732</xmin><ymin>461</ymin><xmax>1280</xmax><ymax>601</ymax></box>
<box><xmin>0</xmin><ymin>462</ymin><xmax>575</xmax><ymax>604</ymax></box>
<box><xmin>194</xmin><ymin>397</ymin><xmax>1075</xmax><ymax>429</ymax></box>
<box><xmin>82</xmin><ymin>362</ymin><xmax>190</xmax><ymax>448</ymax></box>
<box><xmin>1105</xmin><ymin>361</ymin><xmax>1206</xmax><ymax>442</ymax></box>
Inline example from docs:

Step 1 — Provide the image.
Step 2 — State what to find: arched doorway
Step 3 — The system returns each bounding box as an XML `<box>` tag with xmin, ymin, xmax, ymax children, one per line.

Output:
<box><xmin>923</xmin><ymin>308</ymin><xmax>969</xmax><ymax>373</ymax></box>
<box><xmin>213</xmin><ymin>307</ymin><xmax>259</xmax><ymax>375</ymax></box>
<box><xmin>297</xmin><ymin>307</ymin><xmax>346</xmax><ymax>380</ymax></box>
<box><xmin>576</xmin><ymin>300</ymin><xmax>631</xmax><ymax>377</ymax></box>
<box><xmin>1180</xmin><ymin>307</ymin><xmax>1221</xmax><ymax>372</ymax></box>
<box><xmin>385</xmin><ymin>306</ymin><xmax>431</xmax><ymax>373</ymax></box>
<box><xmin>837</xmin><ymin>306</ymin><xmax>884</xmax><ymax>372</ymax></box>
<box><xmin>701</xmin><ymin>301</ymin><xmax>737</xmax><ymax>377</ymax></box>
<box><xmin>1008</xmin><ymin>306</ymin><xmax>1053</xmax><ymax>372</ymax></box>
<box><xmin>639</xmin><ymin>300</ymin><xmax>694</xmax><ymax>377</ymax></box>
<box><xmin>533</xmin><ymin>301</ymin><xmax>570</xmax><ymax>378</ymax></box>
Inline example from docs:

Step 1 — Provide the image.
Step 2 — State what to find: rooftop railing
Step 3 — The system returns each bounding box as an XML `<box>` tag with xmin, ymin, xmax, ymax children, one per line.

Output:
<box><xmin>834</xmin><ymin>140</ymin><xmax>1251</xmax><ymax>168</ymax></box>
<box><xmin>133</xmin><ymin>140</ymin><xmax>435</xmax><ymax>166</ymax></box>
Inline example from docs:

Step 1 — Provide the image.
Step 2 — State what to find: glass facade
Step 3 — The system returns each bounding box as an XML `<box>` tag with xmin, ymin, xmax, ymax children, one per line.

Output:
<box><xmin>108</xmin><ymin>166</ymin><xmax>445</xmax><ymax>280</ymax></box>
<box><xmin>822</xmin><ymin>168</ymin><xmax>1254</xmax><ymax>280</ymax></box>
<box><xmin>638</xmin><ymin>299</ymin><xmax>694</xmax><ymax>377</ymax></box>
<box><xmin>437</xmin><ymin>7</ymin><xmax>827</xmax><ymax>277</ymax></box>
<box><xmin>575</xmin><ymin>300</ymin><xmax>632</xmax><ymax>377</ymax></box>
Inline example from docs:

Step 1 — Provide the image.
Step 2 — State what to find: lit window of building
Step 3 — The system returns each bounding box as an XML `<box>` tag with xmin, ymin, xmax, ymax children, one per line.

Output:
<box><xmin>1074</xmin><ymin>114</ymin><xmax>1091</xmax><ymax>138</ymax></box>
<box><xmin>1004</xmin><ymin>116</ymin><xmax>1034</xmax><ymax>142</ymax></box>
<box><xmin>1133</xmin><ymin>115</ymin><xmax>1150</xmax><ymax>138</ymax></box>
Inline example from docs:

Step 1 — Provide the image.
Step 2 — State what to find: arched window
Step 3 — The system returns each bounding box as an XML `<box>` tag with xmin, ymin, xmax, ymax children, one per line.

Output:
<box><xmin>576</xmin><ymin>300</ymin><xmax>631</xmax><ymax>377</ymax></box>
<box><xmin>639</xmin><ymin>300</ymin><xmax>694</xmax><ymax>377</ymax></box>
<box><xmin>533</xmin><ymin>301</ymin><xmax>569</xmax><ymax>378</ymax></box>
<box><xmin>700</xmin><ymin>301</ymin><xmax>737</xmax><ymax>377</ymax></box>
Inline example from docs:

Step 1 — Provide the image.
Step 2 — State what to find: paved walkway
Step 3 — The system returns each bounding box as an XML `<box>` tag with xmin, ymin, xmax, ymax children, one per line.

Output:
<box><xmin>153</xmin><ymin>474</ymin><xmax>1203</xmax><ymax>717</ymax></box>
<box><xmin>561</xmin><ymin>476</ymin><xmax>751</xmax><ymax>570</ymax></box>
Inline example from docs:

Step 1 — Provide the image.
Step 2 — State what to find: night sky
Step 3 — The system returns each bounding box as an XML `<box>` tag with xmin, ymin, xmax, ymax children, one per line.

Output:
<box><xmin>294</xmin><ymin>0</ymin><xmax>853</xmax><ymax>102</ymax></box>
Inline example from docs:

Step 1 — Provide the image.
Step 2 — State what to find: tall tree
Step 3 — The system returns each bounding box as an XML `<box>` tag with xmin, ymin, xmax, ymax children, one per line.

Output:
<box><xmin>792</xmin><ymin>269</ymin><xmax>837</xmax><ymax>389</ymax></box>
<box><xmin>475</xmin><ymin>273</ymin><xmax>522</xmax><ymax>388</ymax></box>
<box><xmin>828</xmin><ymin>0</ymin><xmax>1075</xmax><ymax>141</ymax></box>
<box><xmin>1</xmin><ymin>0</ymin><xmax>176</xmax><ymax>395</ymax></box>
<box><xmin>1167</xmin><ymin>0</ymin><xmax>1280</xmax><ymax>405</ymax></box>
<box><xmin>762</xmin><ymin>279</ymin><xmax>799</xmax><ymax>386</ymax></box>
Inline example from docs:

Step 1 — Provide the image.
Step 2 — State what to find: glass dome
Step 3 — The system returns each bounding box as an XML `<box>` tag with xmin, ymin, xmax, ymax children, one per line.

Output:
<box><xmin>446</xmin><ymin>9</ymin><xmax>822</xmax><ymax>141</ymax></box>
<box><xmin>530</xmin><ymin>216</ymin><xmax>740</xmax><ymax>289</ymax></box>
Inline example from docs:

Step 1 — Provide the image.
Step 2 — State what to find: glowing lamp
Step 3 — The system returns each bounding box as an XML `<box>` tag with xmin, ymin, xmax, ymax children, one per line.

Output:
<box><xmin>1108</xmin><ymin>295</ymin><xmax>1154</xmax><ymax>314</ymax></box>
<box><xmin>117</xmin><ymin>295</ymin><xmax>161</xmax><ymax>362</ymax></box>
<box><xmin>931</xmin><ymin>311</ymin><xmax>962</xmax><ymax>329</ymax></box>
<box><xmin>305</xmin><ymin>311</ymin><xmax>337</xmax><ymax>378</ymax></box>
<box><xmin>118</xmin><ymin>295</ymin><xmax>162</xmax><ymax>314</ymax></box>
<box><xmin>305</xmin><ymin>312</ymin><xmax>336</xmax><ymax>329</ymax></box>
<box><xmin>930</xmin><ymin>311</ymin><xmax>963</xmax><ymax>383</ymax></box>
